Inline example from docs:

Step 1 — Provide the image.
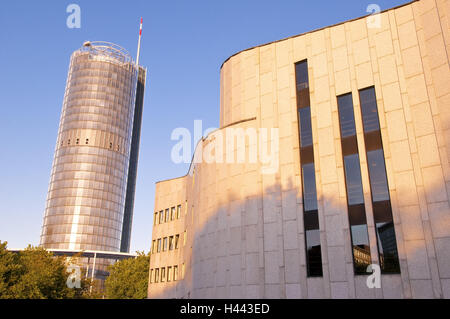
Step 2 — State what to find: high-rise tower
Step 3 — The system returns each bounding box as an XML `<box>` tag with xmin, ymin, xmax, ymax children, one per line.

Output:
<box><xmin>40</xmin><ymin>38</ymin><xmax>146</xmax><ymax>260</ymax></box>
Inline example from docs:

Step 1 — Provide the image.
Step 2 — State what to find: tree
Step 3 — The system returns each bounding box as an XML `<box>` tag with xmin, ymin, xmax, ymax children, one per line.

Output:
<box><xmin>104</xmin><ymin>252</ymin><xmax>149</xmax><ymax>299</ymax></box>
<box><xmin>0</xmin><ymin>241</ymin><xmax>91</xmax><ymax>299</ymax></box>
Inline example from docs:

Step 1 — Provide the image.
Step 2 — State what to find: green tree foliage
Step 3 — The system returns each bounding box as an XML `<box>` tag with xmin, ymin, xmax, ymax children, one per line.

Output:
<box><xmin>104</xmin><ymin>251</ymin><xmax>149</xmax><ymax>299</ymax></box>
<box><xmin>0</xmin><ymin>241</ymin><xmax>91</xmax><ymax>299</ymax></box>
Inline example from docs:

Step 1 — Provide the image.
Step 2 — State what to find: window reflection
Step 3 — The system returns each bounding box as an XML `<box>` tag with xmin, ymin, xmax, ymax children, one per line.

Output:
<box><xmin>343</xmin><ymin>154</ymin><xmax>365</xmax><ymax>205</ymax></box>
<box><xmin>337</xmin><ymin>93</ymin><xmax>371</xmax><ymax>274</ymax></box>
<box><xmin>295</xmin><ymin>62</ymin><xmax>309</xmax><ymax>89</ymax></box>
<box><xmin>302</xmin><ymin>163</ymin><xmax>318</xmax><ymax>212</ymax></box>
<box><xmin>366</xmin><ymin>150</ymin><xmax>390</xmax><ymax>202</ymax></box>
<box><xmin>295</xmin><ymin>60</ymin><xmax>322</xmax><ymax>277</ymax></box>
<box><xmin>299</xmin><ymin>107</ymin><xmax>313</xmax><ymax>147</ymax></box>
<box><xmin>359</xmin><ymin>87</ymin><xmax>380</xmax><ymax>133</ymax></box>
<box><xmin>376</xmin><ymin>222</ymin><xmax>400</xmax><ymax>273</ymax></box>
<box><xmin>337</xmin><ymin>94</ymin><xmax>357</xmax><ymax>138</ymax></box>
<box><xmin>305</xmin><ymin>229</ymin><xmax>322</xmax><ymax>277</ymax></box>
<box><xmin>359</xmin><ymin>87</ymin><xmax>400</xmax><ymax>273</ymax></box>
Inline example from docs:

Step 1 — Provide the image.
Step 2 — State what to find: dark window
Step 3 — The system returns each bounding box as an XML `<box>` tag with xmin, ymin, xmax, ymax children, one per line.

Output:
<box><xmin>165</xmin><ymin>209</ymin><xmax>169</xmax><ymax>222</ymax></box>
<box><xmin>337</xmin><ymin>94</ymin><xmax>357</xmax><ymax>138</ymax></box>
<box><xmin>344</xmin><ymin>154</ymin><xmax>365</xmax><ymax>205</ymax></box>
<box><xmin>177</xmin><ymin>205</ymin><xmax>181</xmax><ymax>219</ymax></box>
<box><xmin>295</xmin><ymin>60</ymin><xmax>323</xmax><ymax>277</ymax></box>
<box><xmin>155</xmin><ymin>268</ymin><xmax>159</xmax><ymax>283</ymax></box>
<box><xmin>175</xmin><ymin>234</ymin><xmax>179</xmax><ymax>249</ymax></box>
<box><xmin>299</xmin><ymin>107</ymin><xmax>313</xmax><ymax>147</ymax></box>
<box><xmin>337</xmin><ymin>93</ymin><xmax>371</xmax><ymax>274</ymax></box>
<box><xmin>366</xmin><ymin>150</ymin><xmax>390</xmax><ymax>202</ymax></box>
<box><xmin>359</xmin><ymin>88</ymin><xmax>380</xmax><ymax>133</ymax></box>
<box><xmin>295</xmin><ymin>62</ymin><xmax>309</xmax><ymax>90</ymax></box>
<box><xmin>359</xmin><ymin>87</ymin><xmax>400</xmax><ymax>273</ymax></box>
<box><xmin>169</xmin><ymin>236</ymin><xmax>174</xmax><ymax>250</ymax></box>
<box><xmin>174</xmin><ymin>265</ymin><xmax>178</xmax><ymax>281</ymax></box>
<box><xmin>302</xmin><ymin>163</ymin><xmax>318</xmax><ymax>211</ymax></box>
<box><xmin>161</xmin><ymin>267</ymin><xmax>165</xmax><ymax>282</ymax></box>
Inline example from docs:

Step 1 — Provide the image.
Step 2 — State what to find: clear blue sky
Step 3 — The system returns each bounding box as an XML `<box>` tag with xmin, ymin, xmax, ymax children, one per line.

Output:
<box><xmin>0</xmin><ymin>0</ymin><xmax>408</xmax><ymax>253</ymax></box>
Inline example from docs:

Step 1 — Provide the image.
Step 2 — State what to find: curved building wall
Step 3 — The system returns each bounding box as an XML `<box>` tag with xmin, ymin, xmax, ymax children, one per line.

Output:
<box><xmin>40</xmin><ymin>43</ymin><xmax>138</xmax><ymax>252</ymax></box>
<box><xmin>150</xmin><ymin>0</ymin><xmax>450</xmax><ymax>299</ymax></box>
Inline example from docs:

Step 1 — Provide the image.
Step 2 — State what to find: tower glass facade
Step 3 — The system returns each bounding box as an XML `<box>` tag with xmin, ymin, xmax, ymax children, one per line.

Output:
<box><xmin>40</xmin><ymin>42</ymin><xmax>140</xmax><ymax>254</ymax></box>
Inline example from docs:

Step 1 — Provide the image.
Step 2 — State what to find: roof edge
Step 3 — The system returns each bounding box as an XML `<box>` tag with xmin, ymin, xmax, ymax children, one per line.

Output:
<box><xmin>155</xmin><ymin>117</ymin><xmax>257</xmax><ymax>185</ymax></box>
<box><xmin>220</xmin><ymin>0</ymin><xmax>417</xmax><ymax>69</ymax></box>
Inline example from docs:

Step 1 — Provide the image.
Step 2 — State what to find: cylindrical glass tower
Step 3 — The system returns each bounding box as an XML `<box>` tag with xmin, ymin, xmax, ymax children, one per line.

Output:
<box><xmin>40</xmin><ymin>42</ymin><xmax>138</xmax><ymax>252</ymax></box>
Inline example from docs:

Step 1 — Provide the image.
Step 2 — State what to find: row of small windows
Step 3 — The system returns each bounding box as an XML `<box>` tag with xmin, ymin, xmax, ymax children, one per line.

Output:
<box><xmin>149</xmin><ymin>264</ymin><xmax>184</xmax><ymax>284</ymax></box>
<box><xmin>151</xmin><ymin>231</ymin><xmax>186</xmax><ymax>253</ymax></box>
<box><xmin>60</xmin><ymin>138</ymin><xmax>121</xmax><ymax>151</ymax></box>
<box><xmin>61</xmin><ymin>138</ymin><xmax>89</xmax><ymax>146</ymax></box>
<box><xmin>55</xmin><ymin>145</ymin><xmax>127</xmax><ymax>160</ymax></box>
<box><xmin>154</xmin><ymin>205</ymin><xmax>182</xmax><ymax>225</ymax></box>
<box><xmin>295</xmin><ymin>60</ymin><xmax>400</xmax><ymax>277</ymax></box>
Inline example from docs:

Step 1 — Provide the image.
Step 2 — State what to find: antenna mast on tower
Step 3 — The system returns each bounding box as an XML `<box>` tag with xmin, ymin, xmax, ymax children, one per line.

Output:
<box><xmin>136</xmin><ymin>17</ymin><xmax>143</xmax><ymax>67</ymax></box>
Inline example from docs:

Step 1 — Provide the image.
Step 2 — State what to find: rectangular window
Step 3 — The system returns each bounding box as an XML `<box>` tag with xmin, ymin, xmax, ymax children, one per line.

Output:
<box><xmin>163</xmin><ymin>237</ymin><xmax>168</xmax><ymax>251</ymax></box>
<box><xmin>161</xmin><ymin>267</ymin><xmax>165</xmax><ymax>283</ymax></box>
<box><xmin>175</xmin><ymin>234</ymin><xmax>180</xmax><ymax>249</ymax></box>
<box><xmin>337</xmin><ymin>93</ymin><xmax>372</xmax><ymax>274</ymax></box>
<box><xmin>152</xmin><ymin>240</ymin><xmax>156</xmax><ymax>253</ymax></box>
<box><xmin>150</xmin><ymin>269</ymin><xmax>153</xmax><ymax>283</ymax></box>
<box><xmin>295</xmin><ymin>60</ymin><xmax>323</xmax><ymax>277</ymax></box>
<box><xmin>359</xmin><ymin>87</ymin><xmax>400</xmax><ymax>273</ymax></box>
<box><xmin>154</xmin><ymin>212</ymin><xmax>158</xmax><ymax>225</ymax></box>
<box><xmin>171</xmin><ymin>207</ymin><xmax>175</xmax><ymax>220</ymax></box>
<box><xmin>177</xmin><ymin>205</ymin><xmax>181</xmax><ymax>219</ymax></box>
<box><xmin>157</xmin><ymin>238</ymin><xmax>161</xmax><ymax>253</ymax></box>
<box><xmin>159</xmin><ymin>210</ymin><xmax>164</xmax><ymax>224</ymax></box>
<box><xmin>165</xmin><ymin>209</ymin><xmax>169</xmax><ymax>223</ymax></box>
<box><xmin>167</xmin><ymin>266</ymin><xmax>172</xmax><ymax>282</ymax></box>
<box><xmin>169</xmin><ymin>236</ymin><xmax>174</xmax><ymax>250</ymax></box>
<box><xmin>155</xmin><ymin>268</ymin><xmax>159</xmax><ymax>283</ymax></box>
<box><xmin>174</xmin><ymin>265</ymin><xmax>178</xmax><ymax>281</ymax></box>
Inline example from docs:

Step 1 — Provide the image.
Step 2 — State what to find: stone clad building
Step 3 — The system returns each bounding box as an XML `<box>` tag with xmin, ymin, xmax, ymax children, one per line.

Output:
<box><xmin>148</xmin><ymin>0</ymin><xmax>450</xmax><ymax>299</ymax></box>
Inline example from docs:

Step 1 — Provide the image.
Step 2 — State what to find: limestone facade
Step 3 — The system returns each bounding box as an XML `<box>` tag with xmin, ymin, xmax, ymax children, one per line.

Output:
<box><xmin>148</xmin><ymin>0</ymin><xmax>450</xmax><ymax>299</ymax></box>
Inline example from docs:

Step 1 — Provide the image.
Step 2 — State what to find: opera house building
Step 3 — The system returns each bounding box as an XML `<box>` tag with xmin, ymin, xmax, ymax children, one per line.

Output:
<box><xmin>148</xmin><ymin>0</ymin><xmax>450</xmax><ymax>299</ymax></box>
